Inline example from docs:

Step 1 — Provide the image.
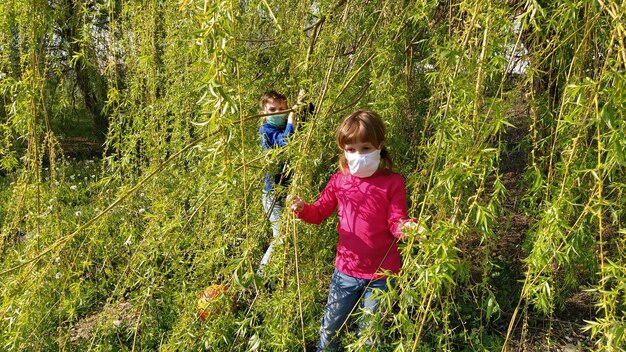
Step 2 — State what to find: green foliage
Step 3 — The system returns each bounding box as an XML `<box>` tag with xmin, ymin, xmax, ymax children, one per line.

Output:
<box><xmin>2</xmin><ymin>0</ymin><xmax>626</xmax><ymax>351</ymax></box>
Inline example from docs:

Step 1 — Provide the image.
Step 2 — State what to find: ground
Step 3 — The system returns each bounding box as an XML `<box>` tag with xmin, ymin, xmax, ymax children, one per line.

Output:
<box><xmin>490</xmin><ymin>95</ymin><xmax>597</xmax><ymax>351</ymax></box>
<box><xmin>56</xmin><ymin>94</ymin><xmax>600</xmax><ymax>350</ymax></box>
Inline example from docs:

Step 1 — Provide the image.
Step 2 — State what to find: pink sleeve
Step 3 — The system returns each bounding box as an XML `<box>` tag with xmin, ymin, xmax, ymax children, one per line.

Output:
<box><xmin>388</xmin><ymin>175</ymin><xmax>411</xmax><ymax>238</ymax></box>
<box><xmin>294</xmin><ymin>174</ymin><xmax>338</xmax><ymax>224</ymax></box>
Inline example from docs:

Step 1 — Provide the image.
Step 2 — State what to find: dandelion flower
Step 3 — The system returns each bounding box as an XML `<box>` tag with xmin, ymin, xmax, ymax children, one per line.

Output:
<box><xmin>75</xmin><ymin>211</ymin><xmax>81</xmax><ymax>217</ymax></box>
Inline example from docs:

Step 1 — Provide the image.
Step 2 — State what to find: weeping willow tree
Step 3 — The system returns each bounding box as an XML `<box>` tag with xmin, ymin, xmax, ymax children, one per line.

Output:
<box><xmin>1</xmin><ymin>0</ymin><xmax>625</xmax><ymax>350</ymax></box>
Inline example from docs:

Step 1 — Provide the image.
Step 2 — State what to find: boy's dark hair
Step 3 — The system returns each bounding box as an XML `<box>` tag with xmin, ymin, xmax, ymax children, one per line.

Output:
<box><xmin>259</xmin><ymin>90</ymin><xmax>287</xmax><ymax>109</ymax></box>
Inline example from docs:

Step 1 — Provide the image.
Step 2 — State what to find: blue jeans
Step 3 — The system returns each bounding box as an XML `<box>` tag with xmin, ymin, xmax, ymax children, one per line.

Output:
<box><xmin>318</xmin><ymin>269</ymin><xmax>393</xmax><ymax>351</ymax></box>
<box><xmin>258</xmin><ymin>191</ymin><xmax>283</xmax><ymax>275</ymax></box>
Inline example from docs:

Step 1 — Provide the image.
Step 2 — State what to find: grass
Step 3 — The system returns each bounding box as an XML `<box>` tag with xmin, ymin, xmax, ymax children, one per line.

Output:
<box><xmin>2</xmin><ymin>0</ymin><xmax>626</xmax><ymax>350</ymax></box>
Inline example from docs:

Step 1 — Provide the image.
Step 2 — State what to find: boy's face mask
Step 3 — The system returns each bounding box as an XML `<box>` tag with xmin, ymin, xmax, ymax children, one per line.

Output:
<box><xmin>267</xmin><ymin>114</ymin><xmax>287</xmax><ymax>128</ymax></box>
<box><xmin>344</xmin><ymin>149</ymin><xmax>381</xmax><ymax>178</ymax></box>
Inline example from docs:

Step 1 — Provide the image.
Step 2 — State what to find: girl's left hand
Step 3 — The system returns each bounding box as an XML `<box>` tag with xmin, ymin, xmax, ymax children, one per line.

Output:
<box><xmin>401</xmin><ymin>221</ymin><xmax>425</xmax><ymax>239</ymax></box>
<box><xmin>289</xmin><ymin>195</ymin><xmax>305</xmax><ymax>212</ymax></box>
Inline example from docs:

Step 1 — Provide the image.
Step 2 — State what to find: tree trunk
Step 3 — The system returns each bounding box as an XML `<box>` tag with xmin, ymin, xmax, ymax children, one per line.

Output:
<box><xmin>61</xmin><ymin>0</ymin><xmax>109</xmax><ymax>137</ymax></box>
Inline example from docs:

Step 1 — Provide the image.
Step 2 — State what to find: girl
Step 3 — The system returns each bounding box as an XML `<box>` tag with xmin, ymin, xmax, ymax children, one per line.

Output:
<box><xmin>290</xmin><ymin>110</ymin><xmax>415</xmax><ymax>351</ymax></box>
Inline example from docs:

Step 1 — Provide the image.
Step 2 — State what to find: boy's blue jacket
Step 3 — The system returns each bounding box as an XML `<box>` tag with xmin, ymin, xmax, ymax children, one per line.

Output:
<box><xmin>260</xmin><ymin>122</ymin><xmax>295</xmax><ymax>192</ymax></box>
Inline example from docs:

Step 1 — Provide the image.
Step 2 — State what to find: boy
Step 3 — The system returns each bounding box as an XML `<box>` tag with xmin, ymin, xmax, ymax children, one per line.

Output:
<box><xmin>257</xmin><ymin>90</ymin><xmax>300</xmax><ymax>276</ymax></box>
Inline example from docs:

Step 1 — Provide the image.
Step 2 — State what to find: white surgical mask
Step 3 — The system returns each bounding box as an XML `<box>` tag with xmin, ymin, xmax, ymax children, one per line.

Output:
<box><xmin>344</xmin><ymin>149</ymin><xmax>381</xmax><ymax>178</ymax></box>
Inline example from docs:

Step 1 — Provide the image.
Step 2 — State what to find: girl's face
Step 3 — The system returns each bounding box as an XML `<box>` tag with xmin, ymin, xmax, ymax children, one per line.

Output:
<box><xmin>343</xmin><ymin>140</ymin><xmax>378</xmax><ymax>154</ymax></box>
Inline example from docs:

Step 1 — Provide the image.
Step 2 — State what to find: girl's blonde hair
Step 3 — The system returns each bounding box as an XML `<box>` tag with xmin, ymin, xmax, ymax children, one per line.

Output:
<box><xmin>336</xmin><ymin>109</ymin><xmax>393</xmax><ymax>173</ymax></box>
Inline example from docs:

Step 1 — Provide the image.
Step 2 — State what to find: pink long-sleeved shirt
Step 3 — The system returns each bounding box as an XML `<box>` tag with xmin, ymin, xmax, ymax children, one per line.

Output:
<box><xmin>295</xmin><ymin>171</ymin><xmax>410</xmax><ymax>279</ymax></box>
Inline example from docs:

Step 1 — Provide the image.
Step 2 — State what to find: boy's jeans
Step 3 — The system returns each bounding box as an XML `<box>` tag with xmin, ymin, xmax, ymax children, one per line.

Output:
<box><xmin>258</xmin><ymin>191</ymin><xmax>283</xmax><ymax>274</ymax></box>
<box><xmin>318</xmin><ymin>269</ymin><xmax>392</xmax><ymax>351</ymax></box>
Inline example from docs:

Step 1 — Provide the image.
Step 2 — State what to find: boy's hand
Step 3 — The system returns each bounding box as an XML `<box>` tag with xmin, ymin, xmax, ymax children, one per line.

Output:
<box><xmin>289</xmin><ymin>195</ymin><xmax>305</xmax><ymax>212</ymax></box>
<box><xmin>288</xmin><ymin>90</ymin><xmax>305</xmax><ymax>124</ymax></box>
<box><xmin>297</xmin><ymin>89</ymin><xmax>305</xmax><ymax>105</ymax></box>
<box><xmin>291</xmin><ymin>89</ymin><xmax>305</xmax><ymax>113</ymax></box>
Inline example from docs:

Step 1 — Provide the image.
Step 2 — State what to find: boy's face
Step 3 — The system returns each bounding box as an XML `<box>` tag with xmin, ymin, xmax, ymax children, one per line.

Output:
<box><xmin>262</xmin><ymin>98</ymin><xmax>288</xmax><ymax>116</ymax></box>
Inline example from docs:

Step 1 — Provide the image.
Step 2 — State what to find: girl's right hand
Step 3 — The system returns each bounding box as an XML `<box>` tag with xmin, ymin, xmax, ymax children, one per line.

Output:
<box><xmin>289</xmin><ymin>196</ymin><xmax>305</xmax><ymax>212</ymax></box>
